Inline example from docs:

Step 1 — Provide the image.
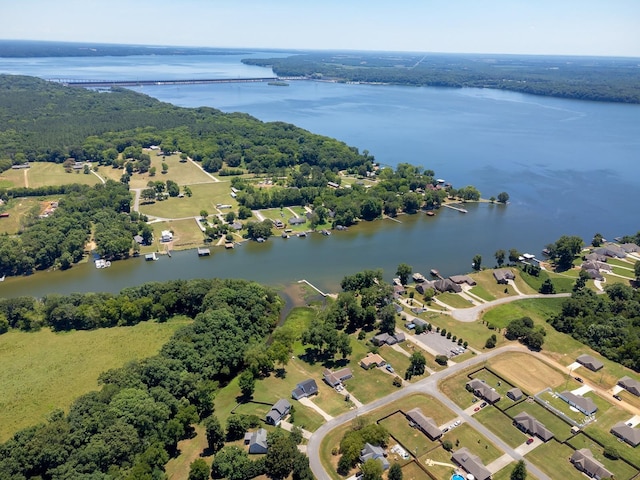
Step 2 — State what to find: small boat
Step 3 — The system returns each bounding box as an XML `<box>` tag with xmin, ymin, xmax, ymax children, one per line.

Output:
<box><xmin>430</xmin><ymin>269</ymin><xmax>439</xmax><ymax>276</ymax></box>
<box><xmin>426</xmin><ymin>211</ymin><xmax>435</xmax><ymax>216</ymax></box>
<box><xmin>281</xmin><ymin>232</ymin><xmax>289</xmax><ymax>239</ymax></box>
<box><xmin>145</xmin><ymin>252</ymin><xmax>158</xmax><ymax>261</ymax></box>
<box><xmin>297</xmin><ymin>232</ymin><xmax>307</xmax><ymax>238</ymax></box>
<box><xmin>321</xmin><ymin>229</ymin><xmax>331</xmax><ymax>236</ymax></box>
<box><xmin>0</xmin><ymin>275</ymin><xmax>5</xmax><ymax>282</ymax></box>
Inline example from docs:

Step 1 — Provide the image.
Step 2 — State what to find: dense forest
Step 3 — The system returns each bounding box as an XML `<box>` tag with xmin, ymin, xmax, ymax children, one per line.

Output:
<box><xmin>0</xmin><ymin>75</ymin><xmax>371</xmax><ymax>173</ymax></box>
<box><xmin>243</xmin><ymin>52</ymin><xmax>640</xmax><ymax>104</ymax></box>
<box><xmin>0</xmin><ymin>181</ymin><xmax>141</xmax><ymax>276</ymax></box>
<box><xmin>0</xmin><ymin>278</ymin><xmax>312</xmax><ymax>480</ymax></box>
<box><xmin>549</xmin><ymin>283</ymin><xmax>640</xmax><ymax>371</ymax></box>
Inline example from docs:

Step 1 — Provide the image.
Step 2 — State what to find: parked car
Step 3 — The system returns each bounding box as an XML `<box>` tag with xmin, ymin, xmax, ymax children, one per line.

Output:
<box><xmin>613</xmin><ymin>394</ymin><xmax>622</xmax><ymax>401</ymax></box>
<box><xmin>474</xmin><ymin>407</ymin><xmax>480</xmax><ymax>412</ymax></box>
<box><xmin>575</xmin><ymin>377</ymin><xmax>584</xmax><ymax>383</ymax></box>
<box><xmin>443</xmin><ymin>427</ymin><xmax>449</xmax><ymax>432</ymax></box>
<box><xmin>472</xmin><ymin>397</ymin><xmax>478</xmax><ymax>403</ymax></box>
<box><xmin>454</xmin><ymin>420</ymin><xmax>461</xmax><ymax>426</ymax></box>
<box><xmin>526</xmin><ymin>438</ymin><xmax>534</xmax><ymax>445</ymax></box>
<box><xmin>386</xmin><ymin>364</ymin><xmax>394</xmax><ymax>373</ymax></box>
<box><xmin>480</xmin><ymin>402</ymin><xmax>487</xmax><ymax>408</ymax></box>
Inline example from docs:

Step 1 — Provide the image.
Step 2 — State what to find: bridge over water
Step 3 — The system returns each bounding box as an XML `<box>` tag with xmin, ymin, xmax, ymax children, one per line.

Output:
<box><xmin>49</xmin><ymin>77</ymin><xmax>304</xmax><ymax>87</ymax></box>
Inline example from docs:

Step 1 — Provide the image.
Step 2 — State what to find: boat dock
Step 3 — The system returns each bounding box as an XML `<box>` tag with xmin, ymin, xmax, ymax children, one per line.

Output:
<box><xmin>197</xmin><ymin>247</ymin><xmax>211</xmax><ymax>256</ymax></box>
<box><xmin>430</xmin><ymin>269</ymin><xmax>443</xmax><ymax>279</ymax></box>
<box><xmin>298</xmin><ymin>279</ymin><xmax>327</xmax><ymax>297</ymax></box>
<box><xmin>443</xmin><ymin>204</ymin><xmax>468</xmax><ymax>213</ymax></box>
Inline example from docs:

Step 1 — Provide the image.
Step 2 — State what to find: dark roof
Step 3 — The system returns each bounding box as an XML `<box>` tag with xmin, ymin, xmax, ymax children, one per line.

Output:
<box><xmin>433</xmin><ymin>278</ymin><xmax>462</xmax><ymax>293</ymax></box>
<box><xmin>451</xmin><ymin>448</ymin><xmax>491</xmax><ymax>480</ymax></box>
<box><xmin>577</xmin><ymin>354</ymin><xmax>604</xmax><ymax>371</ymax></box>
<box><xmin>247</xmin><ymin>428</ymin><xmax>268</xmax><ymax>453</ymax></box>
<box><xmin>289</xmin><ymin>217</ymin><xmax>306</xmax><ymax>225</ymax></box>
<box><xmin>292</xmin><ymin>378</ymin><xmax>318</xmax><ymax>399</ymax></box>
<box><xmin>513</xmin><ymin>412</ymin><xmax>554</xmax><ymax>441</ymax></box>
<box><xmin>619</xmin><ymin>376</ymin><xmax>640</xmax><ymax>396</ymax></box>
<box><xmin>571</xmin><ymin>449</ymin><xmax>613</xmax><ymax>479</ymax></box>
<box><xmin>493</xmin><ymin>268</ymin><xmax>515</xmax><ymax>283</ymax></box>
<box><xmin>558</xmin><ymin>391</ymin><xmax>597</xmax><ymax>415</ymax></box>
<box><xmin>323</xmin><ymin>367</ymin><xmax>353</xmax><ymax>386</ymax></box>
<box><xmin>467</xmin><ymin>379</ymin><xmax>501</xmax><ymax>403</ymax></box>
<box><xmin>406</xmin><ymin>408</ymin><xmax>442</xmax><ymax>440</ymax></box>
<box><xmin>266</xmin><ymin>399</ymin><xmax>291</xmax><ymax>425</ymax></box>
<box><xmin>449</xmin><ymin>275</ymin><xmax>477</xmax><ymax>285</ymax></box>
<box><xmin>594</xmin><ymin>246</ymin><xmax>626</xmax><ymax>258</ymax></box>
<box><xmin>360</xmin><ymin>443</ymin><xmax>389</xmax><ymax>470</ymax></box>
<box><xmin>507</xmin><ymin>388</ymin><xmax>523</xmax><ymax>401</ymax></box>
<box><xmin>611</xmin><ymin>422</ymin><xmax>640</xmax><ymax>447</ymax></box>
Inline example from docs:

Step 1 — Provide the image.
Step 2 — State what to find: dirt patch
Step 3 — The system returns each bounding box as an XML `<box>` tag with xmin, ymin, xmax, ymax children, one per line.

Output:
<box><xmin>490</xmin><ymin>352</ymin><xmax>565</xmax><ymax>394</ymax></box>
<box><xmin>164</xmin><ymin>424</ymin><xmax>212</xmax><ymax>479</ymax></box>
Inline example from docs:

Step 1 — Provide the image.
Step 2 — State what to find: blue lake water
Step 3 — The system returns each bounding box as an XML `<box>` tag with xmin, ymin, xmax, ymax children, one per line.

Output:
<box><xmin>0</xmin><ymin>53</ymin><xmax>638</xmax><ymax>297</ymax></box>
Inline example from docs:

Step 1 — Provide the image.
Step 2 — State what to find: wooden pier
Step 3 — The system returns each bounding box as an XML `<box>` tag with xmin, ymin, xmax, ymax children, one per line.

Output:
<box><xmin>197</xmin><ymin>247</ymin><xmax>211</xmax><ymax>256</ymax></box>
<box><xmin>443</xmin><ymin>204</ymin><xmax>468</xmax><ymax>213</ymax></box>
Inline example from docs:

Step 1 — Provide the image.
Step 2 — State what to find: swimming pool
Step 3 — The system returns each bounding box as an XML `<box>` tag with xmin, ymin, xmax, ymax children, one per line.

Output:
<box><xmin>451</xmin><ymin>474</ymin><xmax>465</xmax><ymax>480</ymax></box>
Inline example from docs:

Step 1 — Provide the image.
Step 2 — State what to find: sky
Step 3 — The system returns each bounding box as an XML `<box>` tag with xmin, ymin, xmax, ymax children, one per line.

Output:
<box><xmin>2</xmin><ymin>0</ymin><xmax>640</xmax><ymax>57</ymax></box>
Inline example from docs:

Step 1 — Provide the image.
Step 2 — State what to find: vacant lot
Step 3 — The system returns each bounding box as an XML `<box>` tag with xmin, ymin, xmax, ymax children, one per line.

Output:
<box><xmin>0</xmin><ymin>197</ymin><xmax>49</xmax><ymax>234</ymax></box>
<box><xmin>481</xmin><ymin>297</ymin><xmax>565</xmax><ymax>330</ymax></box>
<box><xmin>443</xmin><ymin>422</ymin><xmax>503</xmax><ymax>464</ymax></box>
<box><xmin>139</xmin><ymin>182</ymin><xmax>237</xmax><ymax>219</ymax></box>
<box><xmin>474</xmin><ymin>406</ymin><xmax>528</xmax><ymax>448</ymax></box>
<box><xmin>0</xmin><ymin>163</ymin><xmax>101</xmax><ymax>188</ymax></box>
<box><xmin>0</xmin><ymin>318</ymin><xmax>190</xmax><ymax>441</ymax></box>
<box><xmin>490</xmin><ymin>352</ymin><xmax>565</xmax><ymax>393</ymax></box>
<box><xmin>437</xmin><ymin>292</ymin><xmax>475</xmax><ymax>308</ymax></box>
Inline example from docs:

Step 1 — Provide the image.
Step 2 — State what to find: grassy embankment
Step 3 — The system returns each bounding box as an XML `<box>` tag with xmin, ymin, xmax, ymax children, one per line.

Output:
<box><xmin>0</xmin><ymin>317</ymin><xmax>191</xmax><ymax>442</ymax></box>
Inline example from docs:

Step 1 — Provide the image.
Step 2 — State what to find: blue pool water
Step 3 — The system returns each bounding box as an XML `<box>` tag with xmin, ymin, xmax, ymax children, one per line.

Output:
<box><xmin>452</xmin><ymin>475</ymin><xmax>465</xmax><ymax>480</ymax></box>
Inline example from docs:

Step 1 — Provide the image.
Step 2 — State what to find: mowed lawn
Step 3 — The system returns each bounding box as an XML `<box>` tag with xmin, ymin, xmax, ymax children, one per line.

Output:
<box><xmin>526</xmin><ymin>440</ymin><xmax>584</xmax><ymax>480</ymax></box>
<box><xmin>481</xmin><ymin>297</ymin><xmax>565</xmax><ymax>330</ymax></box>
<box><xmin>0</xmin><ymin>197</ymin><xmax>52</xmax><ymax>234</ymax></box>
<box><xmin>489</xmin><ymin>351</ymin><xmax>565</xmax><ymax>393</ymax></box>
<box><xmin>567</xmin><ymin>433</ymin><xmax>639</xmax><ymax>479</ymax></box>
<box><xmin>139</xmin><ymin>182</ymin><xmax>237</xmax><ymax>219</ymax></box>
<box><xmin>0</xmin><ymin>318</ymin><xmax>190</xmax><ymax>442</ymax></box>
<box><xmin>0</xmin><ymin>163</ymin><xmax>101</xmax><ymax>188</ymax></box>
<box><xmin>474</xmin><ymin>406</ymin><xmax>529</xmax><ymax>448</ymax></box>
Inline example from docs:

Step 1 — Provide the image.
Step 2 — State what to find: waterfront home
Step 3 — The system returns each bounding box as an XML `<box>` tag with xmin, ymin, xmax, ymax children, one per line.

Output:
<box><xmin>433</xmin><ymin>278</ymin><xmax>462</xmax><ymax>293</ymax></box>
<box><xmin>405</xmin><ymin>408</ymin><xmax>442</xmax><ymax>440</ymax></box>
<box><xmin>360</xmin><ymin>443</ymin><xmax>389</xmax><ymax>470</ymax></box>
<box><xmin>291</xmin><ymin>379</ymin><xmax>318</xmax><ymax>400</ymax></box>
<box><xmin>289</xmin><ymin>217</ymin><xmax>306</xmax><ymax>225</ymax></box>
<box><xmin>570</xmin><ymin>449</ymin><xmax>613</xmax><ymax>479</ymax></box>
<box><xmin>594</xmin><ymin>245</ymin><xmax>626</xmax><ymax>258</ymax></box>
<box><xmin>493</xmin><ymin>268</ymin><xmax>515</xmax><ymax>284</ymax></box>
<box><xmin>577</xmin><ymin>354</ymin><xmax>604</xmax><ymax>372</ymax></box>
<box><xmin>557</xmin><ymin>391</ymin><xmax>597</xmax><ymax>415</ymax></box>
<box><xmin>618</xmin><ymin>376</ymin><xmax>640</xmax><ymax>396</ymax></box>
<box><xmin>160</xmin><ymin>230</ymin><xmax>173</xmax><ymax>242</ymax></box>
<box><xmin>451</xmin><ymin>448</ymin><xmax>491</xmax><ymax>480</ymax></box>
<box><xmin>466</xmin><ymin>379</ymin><xmax>501</xmax><ymax>404</ymax></box>
<box><xmin>323</xmin><ymin>367</ymin><xmax>353</xmax><ymax>387</ymax></box>
<box><xmin>449</xmin><ymin>275</ymin><xmax>477</xmax><ymax>286</ymax></box>
<box><xmin>513</xmin><ymin>412</ymin><xmax>554</xmax><ymax>441</ymax></box>
<box><xmin>265</xmin><ymin>399</ymin><xmax>290</xmax><ymax>426</ymax></box>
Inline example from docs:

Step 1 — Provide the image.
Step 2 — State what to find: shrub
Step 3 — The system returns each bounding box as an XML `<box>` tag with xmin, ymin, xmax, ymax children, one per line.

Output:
<box><xmin>442</xmin><ymin>440</ymin><xmax>453</xmax><ymax>451</ymax></box>
<box><xmin>435</xmin><ymin>355</ymin><xmax>448</xmax><ymax>366</ymax></box>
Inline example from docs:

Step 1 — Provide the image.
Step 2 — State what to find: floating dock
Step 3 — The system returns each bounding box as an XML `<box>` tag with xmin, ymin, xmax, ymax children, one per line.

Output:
<box><xmin>197</xmin><ymin>247</ymin><xmax>211</xmax><ymax>256</ymax></box>
<box><xmin>443</xmin><ymin>204</ymin><xmax>468</xmax><ymax>213</ymax></box>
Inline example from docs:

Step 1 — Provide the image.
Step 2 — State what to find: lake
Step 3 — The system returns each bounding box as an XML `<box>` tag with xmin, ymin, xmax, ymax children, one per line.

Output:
<box><xmin>1</xmin><ymin>53</ymin><xmax>639</xmax><ymax>297</ymax></box>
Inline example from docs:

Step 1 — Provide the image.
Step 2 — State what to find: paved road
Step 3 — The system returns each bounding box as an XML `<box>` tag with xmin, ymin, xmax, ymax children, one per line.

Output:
<box><xmin>307</xmin><ymin>345</ymin><xmax>551</xmax><ymax>480</ymax></box>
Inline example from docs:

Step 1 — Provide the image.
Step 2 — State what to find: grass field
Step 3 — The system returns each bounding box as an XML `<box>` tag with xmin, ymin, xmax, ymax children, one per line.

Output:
<box><xmin>503</xmin><ymin>401</ymin><xmax>574</xmax><ymax>442</ymax></box>
<box><xmin>489</xmin><ymin>352</ymin><xmax>565</xmax><ymax>393</ymax></box>
<box><xmin>0</xmin><ymin>318</ymin><xmax>191</xmax><ymax>442</ymax></box>
<box><xmin>443</xmin><ymin>422</ymin><xmax>503</xmax><ymax>464</ymax></box>
<box><xmin>469</xmin><ymin>269</ymin><xmax>520</xmax><ymax>299</ymax></box>
<box><xmin>519</xmin><ymin>269</ymin><xmax>575</xmax><ymax>293</ymax></box>
<box><xmin>567</xmin><ymin>433</ymin><xmax>639</xmax><ymax>479</ymax></box>
<box><xmin>0</xmin><ymin>163</ymin><xmax>100</xmax><ymax>189</ymax></box>
<box><xmin>0</xmin><ymin>197</ymin><xmax>48</xmax><ymax>234</ymax></box>
<box><xmin>164</xmin><ymin>424</ymin><xmax>213</xmax><ymax>480</ymax></box>
<box><xmin>439</xmin><ymin>367</ymin><xmax>478</xmax><ymax>408</ymax></box>
<box><xmin>474</xmin><ymin>406</ymin><xmax>528</xmax><ymax>448</ymax></box>
<box><xmin>399</xmin><ymin>461</ymin><xmax>431</xmax><ymax>480</ymax></box>
<box><xmin>526</xmin><ymin>440</ymin><xmax>584</xmax><ymax>480</ymax></box>
<box><xmin>437</xmin><ymin>292</ymin><xmax>475</xmax><ymax>308</ymax></box>
<box><xmin>139</xmin><ymin>182</ymin><xmax>237</xmax><ymax>219</ymax></box>
<box><xmin>471</xmin><ymin>368</ymin><xmax>515</xmax><ymax>397</ymax></box>
<box><xmin>380</xmin><ymin>412</ymin><xmax>440</xmax><ymax>458</ymax></box>
<box><xmin>481</xmin><ymin>297</ymin><xmax>565</xmax><ymax>330</ymax></box>
<box><xmin>468</xmin><ymin>284</ymin><xmax>496</xmax><ymax>301</ymax></box>
<box><xmin>492</xmin><ymin>462</ymin><xmax>537</xmax><ymax>480</ymax></box>
<box><xmin>146</xmin><ymin>218</ymin><xmax>206</xmax><ymax>252</ymax></box>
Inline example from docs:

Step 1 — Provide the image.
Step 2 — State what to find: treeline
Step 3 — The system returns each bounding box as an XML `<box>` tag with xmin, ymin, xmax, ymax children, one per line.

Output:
<box><xmin>549</xmin><ymin>283</ymin><xmax>640</xmax><ymax>371</ymax></box>
<box><xmin>234</xmin><ymin>163</ymin><xmax>463</xmax><ymax>227</ymax></box>
<box><xmin>0</xmin><ymin>181</ymin><xmax>138</xmax><ymax>276</ymax></box>
<box><xmin>0</xmin><ymin>278</ymin><xmax>283</xmax><ymax>479</ymax></box>
<box><xmin>0</xmin><ymin>75</ymin><xmax>371</xmax><ymax>175</ymax></box>
<box><xmin>243</xmin><ymin>52</ymin><xmax>640</xmax><ymax>104</ymax></box>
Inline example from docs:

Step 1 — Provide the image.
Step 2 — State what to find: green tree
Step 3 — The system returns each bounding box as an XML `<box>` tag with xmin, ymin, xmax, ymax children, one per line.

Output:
<box><xmin>509</xmin><ymin>248</ymin><xmax>521</xmax><ymax>263</ymax></box>
<box><xmin>494</xmin><ymin>249</ymin><xmax>506</xmax><ymax>267</ymax></box>
<box><xmin>635</xmin><ymin>260</ymin><xmax>640</xmax><ymax>281</ymax></box>
<box><xmin>407</xmin><ymin>352</ymin><xmax>426</xmax><ymax>377</ymax></box>
<box><xmin>378</xmin><ymin>304</ymin><xmax>397</xmax><ymax>334</ymax></box>
<box><xmin>396</xmin><ymin>263</ymin><xmax>412</xmax><ymax>285</ymax></box>
<box><xmin>149</xmin><ymin>166</ymin><xmax>156</xmax><ymax>176</ymax></box>
<box><xmin>547</xmin><ymin>235</ymin><xmax>583</xmax><ymax>269</ymax></box>
<box><xmin>361</xmin><ymin>458</ymin><xmax>383</xmax><ymax>480</ymax></box>
<box><xmin>264</xmin><ymin>430</ymin><xmax>298</xmax><ymax>480</ymax></box>
<box><xmin>497</xmin><ymin>192</ymin><xmax>510</xmax><ymax>204</ymax></box>
<box><xmin>485</xmin><ymin>334</ymin><xmax>497</xmax><ymax>349</ymax></box>
<box><xmin>472</xmin><ymin>254</ymin><xmax>482</xmax><ymax>271</ymax></box>
<box><xmin>188</xmin><ymin>458</ymin><xmax>210</xmax><ymax>480</ymax></box>
<box><xmin>592</xmin><ymin>232</ymin><xmax>604</xmax><ymax>247</ymax></box>
<box><xmin>161</xmin><ymin>162</ymin><xmax>168</xmax><ymax>173</ymax></box>
<box><xmin>200</xmin><ymin>210</ymin><xmax>208</xmax><ymax>220</ymax></box>
<box><xmin>238</xmin><ymin>370</ymin><xmax>255</xmax><ymax>398</ymax></box>
<box><xmin>510</xmin><ymin>459</ymin><xmax>527</xmax><ymax>480</ymax></box>
<box><xmin>225</xmin><ymin>211</ymin><xmax>236</xmax><ymax>223</ymax></box>
<box><xmin>388</xmin><ymin>463</ymin><xmax>403</xmax><ymax>480</ymax></box>
<box><xmin>211</xmin><ymin>446</ymin><xmax>253</xmax><ymax>480</ymax></box>
<box><xmin>539</xmin><ymin>278</ymin><xmax>556</xmax><ymax>294</ymax></box>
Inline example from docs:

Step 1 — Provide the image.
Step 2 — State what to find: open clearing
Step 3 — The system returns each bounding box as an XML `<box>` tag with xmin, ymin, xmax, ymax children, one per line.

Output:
<box><xmin>0</xmin><ymin>197</ymin><xmax>54</xmax><ymax>234</ymax></box>
<box><xmin>0</xmin><ymin>163</ymin><xmax>100</xmax><ymax>189</ymax></box>
<box><xmin>139</xmin><ymin>182</ymin><xmax>237</xmax><ymax>218</ymax></box>
<box><xmin>0</xmin><ymin>318</ymin><xmax>190</xmax><ymax>442</ymax></box>
<box><xmin>490</xmin><ymin>352</ymin><xmax>565</xmax><ymax>393</ymax></box>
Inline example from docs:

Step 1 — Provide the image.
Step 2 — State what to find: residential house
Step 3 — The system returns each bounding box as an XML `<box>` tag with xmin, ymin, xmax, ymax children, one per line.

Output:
<box><xmin>621</xmin><ymin>243</ymin><xmax>640</xmax><ymax>253</ymax></box>
<box><xmin>570</xmin><ymin>449</ymin><xmax>613</xmax><ymax>479</ymax></box>
<box><xmin>594</xmin><ymin>245</ymin><xmax>627</xmax><ymax>259</ymax></box>
<box><xmin>405</xmin><ymin>408</ymin><xmax>442</xmax><ymax>440</ymax></box>
<box><xmin>449</xmin><ymin>275</ymin><xmax>477</xmax><ymax>286</ymax></box>
<box><xmin>372</xmin><ymin>332</ymin><xmax>406</xmax><ymax>346</ymax></box>
<box><xmin>557</xmin><ymin>391</ymin><xmax>597</xmax><ymax>416</ymax></box>
<box><xmin>265</xmin><ymin>399</ymin><xmax>291</xmax><ymax>426</ymax></box>
<box><xmin>416</xmin><ymin>281</ymin><xmax>436</xmax><ymax>295</ymax></box>
<box><xmin>451</xmin><ymin>448</ymin><xmax>491</xmax><ymax>480</ymax></box>
<box><xmin>513</xmin><ymin>412</ymin><xmax>554</xmax><ymax>441</ymax></box>
<box><xmin>160</xmin><ymin>230</ymin><xmax>173</xmax><ymax>242</ymax></box>
<box><xmin>410</xmin><ymin>318</ymin><xmax>428</xmax><ymax>329</ymax></box>
<box><xmin>360</xmin><ymin>353</ymin><xmax>386</xmax><ymax>370</ymax></box>
<box><xmin>466</xmin><ymin>379</ymin><xmax>501</xmax><ymax>404</ymax></box>
<box><xmin>244</xmin><ymin>428</ymin><xmax>268</xmax><ymax>454</ymax></box>
<box><xmin>433</xmin><ymin>278</ymin><xmax>462</xmax><ymax>293</ymax></box>
<box><xmin>618</xmin><ymin>376</ymin><xmax>640</xmax><ymax>396</ymax></box>
<box><xmin>584</xmin><ymin>252</ymin><xmax>608</xmax><ymax>263</ymax></box>
<box><xmin>292</xmin><ymin>379</ymin><xmax>318</xmax><ymax>400</ymax></box>
<box><xmin>493</xmin><ymin>268</ymin><xmax>515</xmax><ymax>284</ymax></box>
<box><xmin>393</xmin><ymin>284</ymin><xmax>406</xmax><ymax>297</ymax></box>
<box><xmin>611</xmin><ymin>422</ymin><xmax>640</xmax><ymax>447</ymax></box>
<box><xmin>323</xmin><ymin>367</ymin><xmax>353</xmax><ymax>387</ymax></box>
<box><xmin>582</xmin><ymin>261</ymin><xmax>612</xmax><ymax>272</ymax></box>
<box><xmin>507</xmin><ymin>388</ymin><xmax>524</xmax><ymax>401</ymax></box>
<box><xmin>359</xmin><ymin>443</ymin><xmax>389</xmax><ymax>470</ymax></box>
<box><xmin>133</xmin><ymin>234</ymin><xmax>144</xmax><ymax>245</ymax></box>
<box><xmin>289</xmin><ymin>217</ymin><xmax>306</xmax><ymax>225</ymax></box>
<box><xmin>577</xmin><ymin>354</ymin><xmax>604</xmax><ymax>372</ymax></box>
